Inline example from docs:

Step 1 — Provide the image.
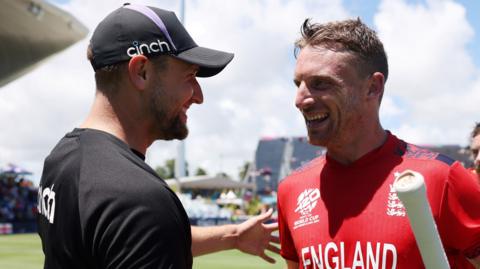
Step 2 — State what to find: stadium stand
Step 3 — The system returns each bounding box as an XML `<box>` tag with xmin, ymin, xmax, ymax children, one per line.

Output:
<box><xmin>252</xmin><ymin>137</ymin><xmax>287</xmax><ymax>194</ymax></box>
<box><xmin>291</xmin><ymin>137</ymin><xmax>325</xmax><ymax>170</ymax></box>
<box><xmin>246</xmin><ymin>136</ymin><xmax>325</xmax><ymax>194</ymax></box>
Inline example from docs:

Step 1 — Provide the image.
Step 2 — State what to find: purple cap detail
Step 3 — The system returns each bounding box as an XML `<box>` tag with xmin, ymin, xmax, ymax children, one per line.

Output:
<box><xmin>124</xmin><ymin>4</ymin><xmax>177</xmax><ymax>51</ymax></box>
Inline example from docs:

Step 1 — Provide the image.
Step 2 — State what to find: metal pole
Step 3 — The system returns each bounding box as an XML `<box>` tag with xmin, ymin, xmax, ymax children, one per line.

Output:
<box><xmin>175</xmin><ymin>0</ymin><xmax>186</xmax><ymax>179</ymax></box>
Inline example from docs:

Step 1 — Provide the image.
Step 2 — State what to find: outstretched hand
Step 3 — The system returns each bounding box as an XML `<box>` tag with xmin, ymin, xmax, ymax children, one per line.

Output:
<box><xmin>234</xmin><ymin>208</ymin><xmax>281</xmax><ymax>263</ymax></box>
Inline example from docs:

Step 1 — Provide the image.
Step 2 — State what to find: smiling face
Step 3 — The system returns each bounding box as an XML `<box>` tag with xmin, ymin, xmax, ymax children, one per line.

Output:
<box><xmin>294</xmin><ymin>45</ymin><xmax>373</xmax><ymax>149</ymax></box>
<box><xmin>146</xmin><ymin>56</ymin><xmax>202</xmax><ymax>140</ymax></box>
<box><xmin>471</xmin><ymin>134</ymin><xmax>480</xmax><ymax>174</ymax></box>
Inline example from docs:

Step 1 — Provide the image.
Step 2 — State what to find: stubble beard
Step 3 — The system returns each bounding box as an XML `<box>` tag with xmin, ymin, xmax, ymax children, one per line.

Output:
<box><xmin>149</xmin><ymin>85</ymin><xmax>189</xmax><ymax>141</ymax></box>
<box><xmin>307</xmin><ymin>95</ymin><xmax>359</xmax><ymax>150</ymax></box>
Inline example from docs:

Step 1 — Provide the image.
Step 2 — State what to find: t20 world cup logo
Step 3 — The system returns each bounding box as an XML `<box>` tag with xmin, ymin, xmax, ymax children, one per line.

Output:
<box><xmin>294</xmin><ymin>188</ymin><xmax>320</xmax><ymax>216</ymax></box>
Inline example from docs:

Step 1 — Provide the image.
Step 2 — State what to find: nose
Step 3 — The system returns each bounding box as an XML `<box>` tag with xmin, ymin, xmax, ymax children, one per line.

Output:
<box><xmin>295</xmin><ymin>81</ymin><xmax>314</xmax><ymax>110</ymax></box>
<box><xmin>191</xmin><ymin>77</ymin><xmax>203</xmax><ymax>104</ymax></box>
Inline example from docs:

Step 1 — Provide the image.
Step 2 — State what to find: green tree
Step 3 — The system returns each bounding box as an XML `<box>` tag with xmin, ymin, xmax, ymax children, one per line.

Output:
<box><xmin>155</xmin><ymin>159</ymin><xmax>175</xmax><ymax>179</ymax></box>
<box><xmin>154</xmin><ymin>158</ymin><xmax>190</xmax><ymax>178</ymax></box>
<box><xmin>155</xmin><ymin>165</ymin><xmax>171</xmax><ymax>179</ymax></box>
<box><xmin>238</xmin><ymin>161</ymin><xmax>251</xmax><ymax>180</ymax></box>
<box><xmin>195</xmin><ymin>167</ymin><xmax>207</xmax><ymax>176</ymax></box>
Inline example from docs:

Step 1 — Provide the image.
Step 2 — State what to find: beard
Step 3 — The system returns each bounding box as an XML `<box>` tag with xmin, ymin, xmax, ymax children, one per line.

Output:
<box><xmin>148</xmin><ymin>85</ymin><xmax>189</xmax><ymax>141</ymax></box>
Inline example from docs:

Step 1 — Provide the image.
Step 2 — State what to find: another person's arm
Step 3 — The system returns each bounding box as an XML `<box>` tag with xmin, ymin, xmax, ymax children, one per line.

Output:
<box><xmin>440</xmin><ymin>163</ymin><xmax>480</xmax><ymax>268</ymax></box>
<box><xmin>191</xmin><ymin>208</ymin><xmax>280</xmax><ymax>263</ymax></box>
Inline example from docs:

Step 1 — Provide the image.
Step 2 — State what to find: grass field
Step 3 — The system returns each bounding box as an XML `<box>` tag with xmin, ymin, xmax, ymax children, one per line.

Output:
<box><xmin>0</xmin><ymin>234</ymin><xmax>284</xmax><ymax>269</ymax></box>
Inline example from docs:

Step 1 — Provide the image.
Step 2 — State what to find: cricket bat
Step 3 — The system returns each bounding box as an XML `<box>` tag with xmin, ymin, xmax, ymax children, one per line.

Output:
<box><xmin>393</xmin><ymin>170</ymin><xmax>450</xmax><ymax>269</ymax></box>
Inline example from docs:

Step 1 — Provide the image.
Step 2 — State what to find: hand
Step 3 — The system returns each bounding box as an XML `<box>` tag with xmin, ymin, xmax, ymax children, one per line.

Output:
<box><xmin>234</xmin><ymin>208</ymin><xmax>281</xmax><ymax>263</ymax></box>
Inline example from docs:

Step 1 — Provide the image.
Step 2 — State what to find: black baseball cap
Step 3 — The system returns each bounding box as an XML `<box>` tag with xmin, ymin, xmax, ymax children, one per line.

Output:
<box><xmin>89</xmin><ymin>3</ymin><xmax>234</xmax><ymax>77</ymax></box>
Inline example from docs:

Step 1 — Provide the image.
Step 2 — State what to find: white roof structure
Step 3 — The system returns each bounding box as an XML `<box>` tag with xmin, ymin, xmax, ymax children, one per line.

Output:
<box><xmin>165</xmin><ymin>175</ymin><xmax>255</xmax><ymax>190</ymax></box>
<box><xmin>0</xmin><ymin>0</ymin><xmax>88</xmax><ymax>87</ymax></box>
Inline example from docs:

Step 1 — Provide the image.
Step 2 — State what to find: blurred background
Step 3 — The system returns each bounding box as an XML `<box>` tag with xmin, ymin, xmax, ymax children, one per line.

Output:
<box><xmin>1</xmin><ymin>0</ymin><xmax>479</xmax><ymax>267</ymax></box>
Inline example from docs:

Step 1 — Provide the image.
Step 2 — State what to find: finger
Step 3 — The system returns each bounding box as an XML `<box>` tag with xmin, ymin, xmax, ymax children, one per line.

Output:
<box><xmin>256</xmin><ymin>208</ymin><xmax>273</xmax><ymax>222</ymax></box>
<box><xmin>267</xmin><ymin>243</ymin><xmax>281</xmax><ymax>254</ymax></box>
<box><xmin>269</xmin><ymin>235</ymin><xmax>280</xmax><ymax>244</ymax></box>
<box><xmin>264</xmin><ymin>222</ymin><xmax>278</xmax><ymax>230</ymax></box>
<box><xmin>260</xmin><ymin>252</ymin><xmax>276</xmax><ymax>264</ymax></box>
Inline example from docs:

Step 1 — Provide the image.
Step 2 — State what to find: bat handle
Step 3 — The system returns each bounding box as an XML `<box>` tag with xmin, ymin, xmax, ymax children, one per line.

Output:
<box><xmin>393</xmin><ymin>170</ymin><xmax>450</xmax><ymax>269</ymax></box>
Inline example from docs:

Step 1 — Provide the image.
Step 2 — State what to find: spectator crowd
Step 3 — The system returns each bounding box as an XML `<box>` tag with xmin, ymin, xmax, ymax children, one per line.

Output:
<box><xmin>0</xmin><ymin>175</ymin><xmax>37</xmax><ymax>223</ymax></box>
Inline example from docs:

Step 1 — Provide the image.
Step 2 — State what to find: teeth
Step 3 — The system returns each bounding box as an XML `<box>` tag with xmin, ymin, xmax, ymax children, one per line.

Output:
<box><xmin>305</xmin><ymin>113</ymin><xmax>328</xmax><ymax>121</ymax></box>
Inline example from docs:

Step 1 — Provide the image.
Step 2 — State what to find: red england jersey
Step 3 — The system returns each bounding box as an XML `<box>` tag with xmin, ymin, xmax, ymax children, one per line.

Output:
<box><xmin>278</xmin><ymin>132</ymin><xmax>480</xmax><ymax>269</ymax></box>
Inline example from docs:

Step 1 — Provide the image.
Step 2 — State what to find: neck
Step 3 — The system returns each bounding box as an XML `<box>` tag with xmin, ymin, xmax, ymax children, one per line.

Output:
<box><xmin>326</xmin><ymin>122</ymin><xmax>387</xmax><ymax>165</ymax></box>
<box><xmin>80</xmin><ymin>91</ymin><xmax>152</xmax><ymax>155</ymax></box>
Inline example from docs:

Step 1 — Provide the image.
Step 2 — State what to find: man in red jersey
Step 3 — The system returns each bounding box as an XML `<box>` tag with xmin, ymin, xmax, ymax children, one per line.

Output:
<box><xmin>278</xmin><ymin>18</ymin><xmax>480</xmax><ymax>269</ymax></box>
<box><xmin>470</xmin><ymin>123</ymin><xmax>480</xmax><ymax>179</ymax></box>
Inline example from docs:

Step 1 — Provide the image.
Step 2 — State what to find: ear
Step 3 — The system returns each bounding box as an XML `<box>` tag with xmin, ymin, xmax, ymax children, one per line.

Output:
<box><xmin>127</xmin><ymin>55</ymin><xmax>149</xmax><ymax>90</ymax></box>
<box><xmin>366</xmin><ymin>72</ymin><xmax>385</xmax><ymax>101</ymax></box>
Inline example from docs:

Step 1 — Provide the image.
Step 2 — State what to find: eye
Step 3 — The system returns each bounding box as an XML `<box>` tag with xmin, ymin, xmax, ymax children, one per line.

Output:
<box><xmin>293</xmin><ymin>79</ymin><xmax>300</xmax><ymax>88</ymax></box>
<box><xmin>308</xmin><ymin>78</ymin><xmax>332</xmax><ymax>91</ymax></box>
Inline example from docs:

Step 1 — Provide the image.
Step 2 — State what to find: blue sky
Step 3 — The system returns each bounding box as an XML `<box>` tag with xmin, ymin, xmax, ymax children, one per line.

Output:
<box><xmin>343</xmin><ymin>0</ymin><xmax>480</xmax><ymax>67</ymax></box>
<box><xmin>49</xmin><ymin>0</ymin><xmax>480</xmax><ymax>66</ymax></box>
<box><xmin>446</xmin><ymin>0</ymin><xmax>480</xmax><ymax>65</ymax></box>
<box><xmin>3</xmin><ymin>0</ymin><xmax>480</xmax><ymax>182</ymax></box>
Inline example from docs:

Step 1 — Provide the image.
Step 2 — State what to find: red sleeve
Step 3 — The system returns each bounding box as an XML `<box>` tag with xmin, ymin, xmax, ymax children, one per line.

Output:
<box><xmin>277</xmin><ymin>183</ymin><xmax>299</xmax><ymax>262</ymax></box>
<box><xmin>439</xmin><ymin>162</ymin><xmax>480</xmax><ymax>259</ymax></box>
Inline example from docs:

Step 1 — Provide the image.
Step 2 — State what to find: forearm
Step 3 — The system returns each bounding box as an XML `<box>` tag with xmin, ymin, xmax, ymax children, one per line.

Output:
<box><xmin>191</xmin><ymin>225</ymin><xmax>239</xmax><ymax>256</ymax></box>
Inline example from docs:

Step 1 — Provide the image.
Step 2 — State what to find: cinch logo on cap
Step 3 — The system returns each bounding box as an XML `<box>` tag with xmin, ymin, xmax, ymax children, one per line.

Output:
<box><xmin>126</xmin><ymin>40</ymin><xmax>171</xmax><ymax>57</ymax></box>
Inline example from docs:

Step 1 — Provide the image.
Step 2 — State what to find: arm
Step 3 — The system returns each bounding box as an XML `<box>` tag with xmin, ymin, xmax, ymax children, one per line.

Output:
<box><xmin>286</xmin><ymin>259</ymin><xmax>299</xmax><ymax>269</ymax></box>
<box><xmin>191</xmin><ymin>208</ymin><xmax>280</xmax><ymax>263</ymax></box>
<box><xmin>441</xmin><ymin>163</ymin><xmax>480</xmax><ymax>268</ymax></box>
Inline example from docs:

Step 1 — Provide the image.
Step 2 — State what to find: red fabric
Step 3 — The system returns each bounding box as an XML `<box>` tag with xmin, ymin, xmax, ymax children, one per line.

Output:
<box><xmin>278</xmin><ymin>133</ymin><xmax>480</xmax><ymax>269</ymax></box>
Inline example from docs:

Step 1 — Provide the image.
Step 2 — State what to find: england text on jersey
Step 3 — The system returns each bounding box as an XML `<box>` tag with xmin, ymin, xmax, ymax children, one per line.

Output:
<box><xmin>301</xmin><ymin>241</ymin><xmax>397</xmax><ymax>269</ymax></box>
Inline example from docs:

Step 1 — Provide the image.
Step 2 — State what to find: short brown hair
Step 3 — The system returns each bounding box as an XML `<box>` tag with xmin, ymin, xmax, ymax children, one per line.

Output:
<box><xmin>295</xmin><ymin>18</ymin><xmax>388</xmax><ymax>81</ymax></box>
<box><xmin>87</xmin><ymin>44</ymin><xmax>168</xmax><ymax>97</ymax></box>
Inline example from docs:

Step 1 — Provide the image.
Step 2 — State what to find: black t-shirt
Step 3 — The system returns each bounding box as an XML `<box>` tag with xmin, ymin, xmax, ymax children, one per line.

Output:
<box><xmin>37</xmin><ymin>128</ymin><xmax>192</xmax><ymax>269</ymax></box>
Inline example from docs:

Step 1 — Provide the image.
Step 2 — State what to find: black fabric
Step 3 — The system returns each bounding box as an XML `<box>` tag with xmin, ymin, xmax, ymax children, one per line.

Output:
<box><xmin>37</xmin><ymin>128</ymin><xmax>192</xmax><ymax>269</ymax></box>
<box><xmin>90</xmin><ymin>4</ymin><xmax>233</xmax><ymax>77</ymax></box>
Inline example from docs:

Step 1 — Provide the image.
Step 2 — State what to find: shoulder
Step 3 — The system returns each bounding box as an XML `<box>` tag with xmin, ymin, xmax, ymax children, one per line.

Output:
<box><xmin>445</xmin><ymin>161</ymin><xmax>480</xmax><ymax>198</ymax></box>
<box><xmin>395</xmin><ymin>140</ymin><xmax>459</xmax><ymax>182</ymax></box>
<box><xmin>40</xmin><ymin>130</ymin><xmax>85</xmax><ymax>190</ymax></box>
<box><xmin>397</xmin><ymin>140</ymin><xmax>461</xmax><ymax>183</ymax></box>
<box><xmin>398</xmin><ymin>138</ymin><xmax>476</xmax><ymax>197</ymax></box>
<box><xmin>402</xmin><ymin>142</ymin><xmax>456</xmax><ymax>167</ymax></box>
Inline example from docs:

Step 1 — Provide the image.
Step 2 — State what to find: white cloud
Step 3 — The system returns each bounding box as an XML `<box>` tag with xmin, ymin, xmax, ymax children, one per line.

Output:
<box><xmin>0</xmin><ymin>0</ymin><xmax>349</xmax><ymax>183</ymax></box>
<box><xmin>2</xmin><ymin>0</ymin><xmax>479</xmax><ymax>184</ymax></box>
<box><xmin>375</xmin><ymin>0</ymin><xmax>480</xmax><ymax>146</ymax></box>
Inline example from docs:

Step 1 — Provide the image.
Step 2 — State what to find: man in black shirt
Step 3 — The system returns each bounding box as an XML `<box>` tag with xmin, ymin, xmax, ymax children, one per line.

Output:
<box><xmin>37</xmin><ymin>4</ymin><xmax>279</xmax><ymax>269</ymax></box>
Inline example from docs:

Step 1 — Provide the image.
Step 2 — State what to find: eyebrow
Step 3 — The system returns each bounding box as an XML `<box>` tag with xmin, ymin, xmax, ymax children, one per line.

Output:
<box><xmin>293</xmin><ymin>75</ymin><xmax>338</xmax><ymax>87</ymax></box>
